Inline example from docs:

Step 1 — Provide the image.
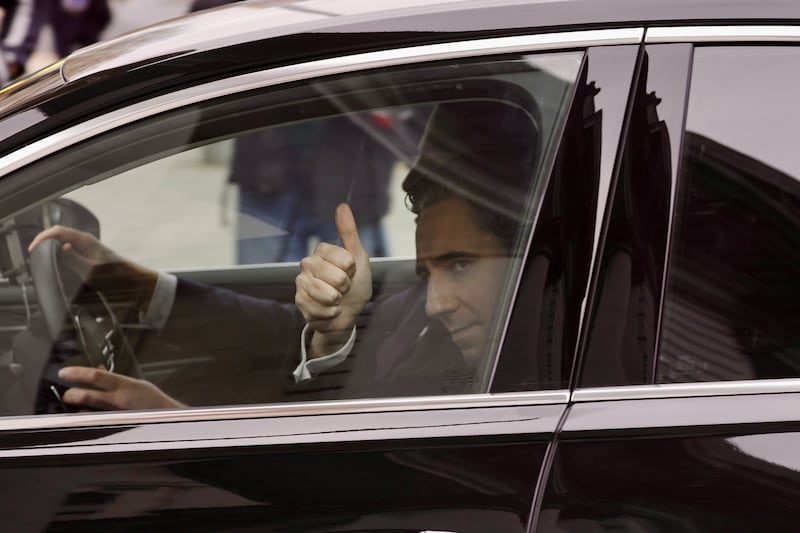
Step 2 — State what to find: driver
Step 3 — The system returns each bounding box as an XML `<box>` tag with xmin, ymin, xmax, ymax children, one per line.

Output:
<box><xmin>28</xmin><ymin>99</ymin><xmax>538</xmax><ymax>410</ymax></box>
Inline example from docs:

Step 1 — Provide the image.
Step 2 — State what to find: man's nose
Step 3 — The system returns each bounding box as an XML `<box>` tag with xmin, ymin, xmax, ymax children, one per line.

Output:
<box><xmin>425</xmin><ymin>276</ymin><xmax>458</xmax><ymax>317</ymax></box>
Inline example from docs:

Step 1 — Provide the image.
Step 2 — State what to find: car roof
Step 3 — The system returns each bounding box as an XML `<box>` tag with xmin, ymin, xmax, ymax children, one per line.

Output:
<box><xmin>0</xmin><ymin>0</ymin><xmax>796</xmax><ymax>159</ymax></box>
<box><xmin>61</xmin><ymin>0</ymin><xmax>800</xmax><ymax>82</ymax></box>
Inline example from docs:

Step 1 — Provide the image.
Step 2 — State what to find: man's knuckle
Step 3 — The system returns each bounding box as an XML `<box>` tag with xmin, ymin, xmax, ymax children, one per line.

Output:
<box><xmin>318</xmin><ymin>293</ymin><xmax>337</xmax><ymax>306</ymax></box>
<box><xmin>67</xmin><ymin>389</ymin><xmax>89</xmax><ymax>405</ymax></box>
<box><xmin>323</xmin><ymin>306</ymin><xmax>340</xmax><ymax>319</ymax></box>
<box><xmin>333</xmin><ymin>270</ymin><xmax>350</xmax><ymax>289</ymax></box>
<box><xmin>83</xmin><ymin>368</ymin><xmax>101</xmax><ymax>384</ymax></box>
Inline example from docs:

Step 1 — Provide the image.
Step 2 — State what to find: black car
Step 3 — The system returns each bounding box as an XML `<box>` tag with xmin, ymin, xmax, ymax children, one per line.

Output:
<box><xmin>0</xmin><ymin>0</ymin><xmax>797</xmax><ymax>531</ymax></box>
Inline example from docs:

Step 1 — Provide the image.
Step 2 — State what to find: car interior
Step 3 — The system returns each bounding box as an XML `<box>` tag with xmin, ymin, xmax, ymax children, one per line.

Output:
<box><xmin>0</xmin><ymin>54</ymin><xmax>582</xmax><ymax>415</ymax></box>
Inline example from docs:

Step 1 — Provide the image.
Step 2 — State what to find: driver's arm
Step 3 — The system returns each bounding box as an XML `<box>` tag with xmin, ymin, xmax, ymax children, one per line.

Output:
<box><xmin>28</xmin><ymin>225</ymin><xmax>161</xmax><ymax>314</ymax></box>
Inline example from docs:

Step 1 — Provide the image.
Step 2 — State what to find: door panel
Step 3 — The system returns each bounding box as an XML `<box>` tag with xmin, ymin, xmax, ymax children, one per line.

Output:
<box><xmin>0</xmin><ymin>402</ymin><xmax>563</xmax><ymax>532</ymax></box>
<box><xmin>537</xmin><ymin>394</ymin><xmax>800</xmax><ymax>532</ymax></box>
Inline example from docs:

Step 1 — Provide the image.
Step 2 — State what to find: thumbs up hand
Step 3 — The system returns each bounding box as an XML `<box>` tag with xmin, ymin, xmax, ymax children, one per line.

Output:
<box><xmin>295</xmin><ymin>204</ymin><xmax>373</xmax><ymax>354</ymax></box>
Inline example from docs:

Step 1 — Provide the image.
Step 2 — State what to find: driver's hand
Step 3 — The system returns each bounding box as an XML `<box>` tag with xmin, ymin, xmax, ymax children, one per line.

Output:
<box><xmin>28</xmin><ymin>225</ymin><xmax>158</xmax><ymax>309</ymax></box>
<box><xmin>57</xmin><ymin>366</ymin><xmax>185</xmax><ymax>410</ymax></box>
<box><xmin>295</xmin><ymin>204</ymin><xmax>372</xmax><ymax>356</ymax></box>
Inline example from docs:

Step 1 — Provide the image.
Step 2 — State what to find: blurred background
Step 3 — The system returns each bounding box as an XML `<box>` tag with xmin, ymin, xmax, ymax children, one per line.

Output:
<box><xmin>28</xmin><ymin>0</ymin><xmax>195</xmax><ymax>73</ymax></box>
<box><xmin>1</xmin><ymin>0</ymin><xmax>419</xmax><ymax>269</ymax></box>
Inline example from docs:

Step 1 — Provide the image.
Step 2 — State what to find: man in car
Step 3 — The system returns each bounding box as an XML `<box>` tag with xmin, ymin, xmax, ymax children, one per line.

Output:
<box><xmin>28</xmin><ymin>99</ymin><xmax>538</xmax><ymax>409</ymax></box>
<box><xmin>292</xmin><ymin>100</ymin><xmax>536</xmax><ymax>398</ymax></box>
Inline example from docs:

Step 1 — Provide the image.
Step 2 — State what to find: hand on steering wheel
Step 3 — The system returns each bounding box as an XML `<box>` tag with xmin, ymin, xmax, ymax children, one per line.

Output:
<box><xmin>28</xmin><ymin>225</ymin><xmax>158</xmax><ymax>308</ymax></box>
<box><xmin>27</xmin><ymin>226</ymin><xmax>160</xmax><ymax>412</ymax></box>
<box><xmin>57</xmin><ymin>365</ymin><xmax>184</xmax><ymax>410</ymax></box>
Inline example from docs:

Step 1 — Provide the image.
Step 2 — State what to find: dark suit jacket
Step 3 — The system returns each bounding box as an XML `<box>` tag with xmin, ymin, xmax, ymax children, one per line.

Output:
<box><xmin>287</xmin><ymin>282</ymin><xmax>475</xmax><ymax>401</ymax></box>
<box><xmin>139</xmin><ymin>278</ymin><xmax>304</xmax><ymax>406</ymax></box>
<box><xmin>147</xmin><ymin>279</ymin><xmax>473</xmax><ymax>405</ymax></box>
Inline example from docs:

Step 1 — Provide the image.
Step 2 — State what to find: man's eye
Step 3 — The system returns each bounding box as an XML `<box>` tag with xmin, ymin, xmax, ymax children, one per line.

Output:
<box><xmin>451</xmin><ymin>260</ymin><xmax>471</xmax><ymax>274</ymax></box>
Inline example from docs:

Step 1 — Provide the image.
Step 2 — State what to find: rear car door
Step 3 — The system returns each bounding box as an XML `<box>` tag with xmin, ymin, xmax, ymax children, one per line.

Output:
<box><xmin>539</xmin><ymin>26</ymin><xmax>800</xmax><ymax>532</ymax></box>
<box><xmin>0</xmin><ymin>29</ymin><xmax>639</xmax><ymax>531</ymax></box>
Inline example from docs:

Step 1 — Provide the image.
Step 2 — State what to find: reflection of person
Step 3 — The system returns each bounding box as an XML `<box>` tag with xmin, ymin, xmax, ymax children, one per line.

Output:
<box><xmin>0</xmin><ymin>0</ymin><xmax>48</xmax><ymax>84</ymax></box>
<box><xmin>28</xmin><ymin>99</ymin><xmax>537</xmax><ymax>409</ymax></box>
<box><xmin>231</xmin><ymin>122</ymin><xmax>321</xmax><ymax>263</ymax></box>
<box><xmin>231</xmin><ymin>113</ymin><xmax>402</xmax><ymax>263</ymax></box>
<box><xmin>192</xmin><ymin>0</ymin><xmax>400</xmax><ymax>263</ymax></box>
<box><xmin>46</xmin><ymin>0</ymin><xmax>111</xmax><ymax>58</ymax></box>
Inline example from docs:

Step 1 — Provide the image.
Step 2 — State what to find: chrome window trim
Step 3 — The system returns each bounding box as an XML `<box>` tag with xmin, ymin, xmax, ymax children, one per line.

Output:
<box><xmin>564</xmin><ymin>392</ymin><xmax>800</xmax><ymax>432</ymax></box>
<box><xmin>0</xmin><ymin>28</ymin><xmax>641</xmax><ymax>182</ymax></box>
<box><xmin>572</xmin><ymin>378</ymin><xmax>800</xmax><ymax>403</ymax></box>
<box><xmin>0</xmin><ymin>61</ymin><xmax>66</xmax><ymax>114</ymax></box>
<box><xmin>0</xmin><ymin>390</ymin><xmax>569</xmax><ymax>431</ymax></box>
<box><xmin>0</xmin><ymin>402</ymin><xmax>567</xmax><ymax>457</ymax></box>
<box><xmin>646</xmin><ymin>25</ymin><xmax>800</xmax><ymax>43</ymax></box>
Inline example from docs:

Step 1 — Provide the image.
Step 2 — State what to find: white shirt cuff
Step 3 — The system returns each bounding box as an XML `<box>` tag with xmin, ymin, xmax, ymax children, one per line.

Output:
<box><xmin>139</xmin><ymin>271</ymin><xmax>177</xmax><ymax>330</ymax></box>
<box><xmin>292</xmin><ymin>323</ymin><xmax>356</xmax><ymax>382</ymax></box>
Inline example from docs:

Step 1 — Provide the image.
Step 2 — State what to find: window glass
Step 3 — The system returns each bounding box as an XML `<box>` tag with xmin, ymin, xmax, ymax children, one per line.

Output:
<box><xmin>580</xmin><ymin>45</ymin><xmax>689</xmax><ymax>388</ymax></box>
<box><xmin>659</xmin><ymin>46</ymin><xmax>800</xmax><ymax>382</ymax></box>
<box><xmin>62</xmin><ymin>111</ymin><xmax>424</xmax><ymax>270</ymax></box>
<box><xmin>0</xmin><ymin>52</ymin><xmax>581</xmax><ymax>415</ymax></box>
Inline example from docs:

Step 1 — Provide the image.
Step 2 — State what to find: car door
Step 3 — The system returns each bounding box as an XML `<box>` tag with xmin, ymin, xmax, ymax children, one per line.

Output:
<box><xmin>538</xmin><ymin>27</ymin><xmax>800</xmax><ymax>532</ymax></box>
<box><xmin>0</xmin><ymin>29</ymin><xmax>639</xmax><ymax>531</ymax></box>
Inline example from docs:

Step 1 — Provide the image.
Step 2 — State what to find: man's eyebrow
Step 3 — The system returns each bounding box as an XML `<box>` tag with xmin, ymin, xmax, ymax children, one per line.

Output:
<box><xmin>428</xmin><ymin>251</ymin><xmax>479</xmax><ymax>263</ymax></box>
<box><xmin>416</xmin><ymin>251</ymin><xmax>479</xmax><ymax>278</ymax></box>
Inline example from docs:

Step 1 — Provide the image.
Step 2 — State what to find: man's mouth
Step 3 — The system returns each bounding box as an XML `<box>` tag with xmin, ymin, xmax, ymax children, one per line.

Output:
<box><xmin>448</xmin><ymin>324</ymin><xmax>478</xmax><ymax>344</ymax></box>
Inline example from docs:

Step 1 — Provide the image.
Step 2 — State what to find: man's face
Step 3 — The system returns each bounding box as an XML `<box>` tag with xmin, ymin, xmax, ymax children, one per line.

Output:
<box><xmin>415</xmin><ymin>196</ymin><xmax>511</xmax><ymax>367</ymax></box>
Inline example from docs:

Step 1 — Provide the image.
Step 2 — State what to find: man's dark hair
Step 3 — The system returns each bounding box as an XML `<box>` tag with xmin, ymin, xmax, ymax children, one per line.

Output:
<box><xmin>403</xmin><ymin>172</ymin><xmax>521</xmax><ymax>252</ymax></box>
<box><xmin>402</xmin><ymin>98</ymin><xmax>540</xmax><ymax>251</ymax></box>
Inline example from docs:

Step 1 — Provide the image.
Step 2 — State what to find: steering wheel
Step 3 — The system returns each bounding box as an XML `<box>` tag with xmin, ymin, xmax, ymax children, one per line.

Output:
<box><xmin>26</xmin><ymin>238</ymin><xmax>142</xmax><ymax>412</ymax></box>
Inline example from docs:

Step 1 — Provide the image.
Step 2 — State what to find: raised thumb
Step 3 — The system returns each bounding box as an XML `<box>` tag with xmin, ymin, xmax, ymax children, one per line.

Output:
<box><xmin>335</xmin><ymin>203</ymin><xmax>365</xmax><ymax>256</ymax></box>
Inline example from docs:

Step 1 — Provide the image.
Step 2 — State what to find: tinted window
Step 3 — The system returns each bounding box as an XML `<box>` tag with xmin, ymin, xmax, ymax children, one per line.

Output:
<box><xmin>580</xmin><ymin>45</ymin><xmax>690</xmax><ymax>387</ymax></box>
<box><xmin>0</xmin><ymin>52</ymin><xmax>582</xmax><ymax>415</ymax></box>
<box><xmin>659</xmin><ymin>46</ymin><xmax>800</xmax><ymax>382</ymax></box>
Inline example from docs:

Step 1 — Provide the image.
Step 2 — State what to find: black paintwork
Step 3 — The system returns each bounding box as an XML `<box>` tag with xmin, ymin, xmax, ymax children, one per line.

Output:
<box><xmin>540</xmin><ymin>430</ymin><xmax>800</xmax><ymax>532</ymax></box>
<box><xmin>1</xmin><ymin>439</ymin><xmax>546</xmax><ymax>532</ymax></box>
<box><xmin>0</xmin><ymin>1</ymin><xmax>796</xmax><ymax>530</ymax></box>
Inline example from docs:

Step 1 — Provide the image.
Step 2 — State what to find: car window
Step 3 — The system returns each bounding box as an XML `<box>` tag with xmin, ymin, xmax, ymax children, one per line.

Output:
<box><xmin>61</xmin><ymin>110</ymin><xmax>424</xmax><ymax>269</ymax></box>
<box><xmin>0</xmin><ymin>51</ymin><xmax>582</xmax><ymax>415</ymax></box>
<box><xmin>658</xmin><ymin>46</ymin><xmax>800</xmax><ymax>382</ymax></box>
<box><xmin>578</xmin><ymin>44</ymin><xmax>689</xmax><ymax>388</ymax></box>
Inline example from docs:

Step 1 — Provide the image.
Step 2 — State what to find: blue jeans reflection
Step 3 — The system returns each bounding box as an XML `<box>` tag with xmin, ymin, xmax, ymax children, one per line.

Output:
<box><xmin>236</xmin><ymin>191</ymin><xmax>386</xmax><ymax>264</ymax></box>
